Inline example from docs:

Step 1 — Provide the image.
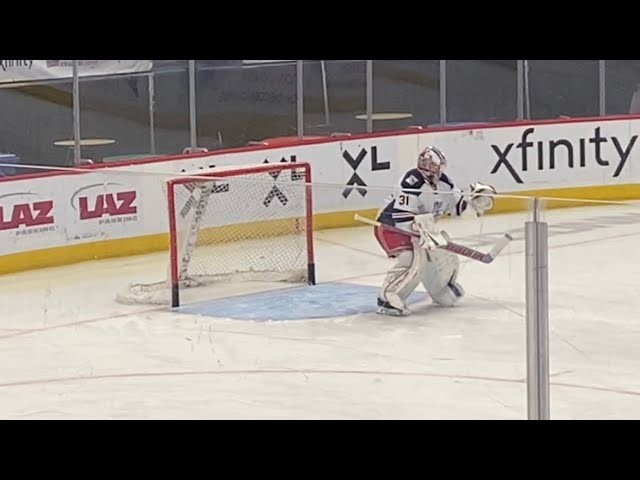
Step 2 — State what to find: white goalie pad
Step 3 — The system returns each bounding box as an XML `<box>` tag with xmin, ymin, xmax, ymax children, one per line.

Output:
<box><xmin>422</xmin><ymin>248</ymin><xmax>465</xmax><ymax>307</ymax></box>
<box><xmin>379</xmin><ymin>239</ymin><xmax>427</xmax><ymax>313</ymax></box>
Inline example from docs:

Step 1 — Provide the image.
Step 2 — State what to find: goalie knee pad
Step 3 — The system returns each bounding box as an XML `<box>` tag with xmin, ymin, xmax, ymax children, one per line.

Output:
<box><xmin>422</xmin><ymin>249</ymin><xmax>465</xmax><ymax>307</ymax></box>
<box><xmin>429</xmin><ymin>277</ymin><xmax>465</xmax><ymax>307</ymax></box>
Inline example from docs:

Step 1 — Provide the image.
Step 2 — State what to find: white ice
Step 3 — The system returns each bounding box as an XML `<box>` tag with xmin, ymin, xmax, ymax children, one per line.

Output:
<box><xmin>1</xmin><ymin>202</ymin><xmax>640</xmax><ymax>420</ymax></box>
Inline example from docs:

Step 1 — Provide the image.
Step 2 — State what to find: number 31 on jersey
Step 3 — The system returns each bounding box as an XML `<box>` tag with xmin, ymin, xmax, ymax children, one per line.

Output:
<box><xmin>397</xmin><ymin>194</ymin><xmax>409</xmax><ymax>206</ymax></box>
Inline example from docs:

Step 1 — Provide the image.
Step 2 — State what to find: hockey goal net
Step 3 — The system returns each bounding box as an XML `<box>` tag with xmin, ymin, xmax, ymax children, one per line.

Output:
<box><xmin>118</xmin><ymin>162</ymin><xmax>315</xmax><ymax>307</ymax></box>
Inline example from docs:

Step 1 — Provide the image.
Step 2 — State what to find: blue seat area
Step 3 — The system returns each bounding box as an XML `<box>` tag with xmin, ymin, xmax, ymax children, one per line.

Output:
<box><xmin>0</xmin><ymin>154</ymin><xmax>19</xmax><ymax>176</ymax></box>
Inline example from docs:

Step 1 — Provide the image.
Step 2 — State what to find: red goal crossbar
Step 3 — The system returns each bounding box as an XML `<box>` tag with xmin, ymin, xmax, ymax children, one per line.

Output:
<box><xmin>166</xmin><ymin>162</ymin><xmax>315</xmax><ymax>308</ymax></box>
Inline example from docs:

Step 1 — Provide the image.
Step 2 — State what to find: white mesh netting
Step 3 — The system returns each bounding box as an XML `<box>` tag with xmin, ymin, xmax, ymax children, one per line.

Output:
<box><xmin>116</xmin><ymin>163</ymin><xmax>312</xmax><ymax>305</ymax></box>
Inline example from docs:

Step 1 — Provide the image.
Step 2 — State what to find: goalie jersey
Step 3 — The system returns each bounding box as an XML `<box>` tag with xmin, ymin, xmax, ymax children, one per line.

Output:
<box><xmin>377</xmin><ymin>168</ymin><xmax>467</xmax><ymax>227</ymax></box>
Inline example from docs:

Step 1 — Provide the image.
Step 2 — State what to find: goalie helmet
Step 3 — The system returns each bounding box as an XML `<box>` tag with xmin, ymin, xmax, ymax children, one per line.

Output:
<box><xmin>417</xmin><ymin>146</ymin><xmax>446</xmax><ymax>184</ymax></box>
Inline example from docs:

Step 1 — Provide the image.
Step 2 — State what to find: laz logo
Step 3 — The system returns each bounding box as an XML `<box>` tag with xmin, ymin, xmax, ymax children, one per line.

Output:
<box><xmin>0</xmin><ymin>199</ymin><xmax>54</xmax><ymax>231</ymax></box>
<box><xmin>342</xmin><ymin>145</ymin><xmax>390</xmax><ymax>199</ymax></box>
<box><xmin>79</xmin><ymin>191</ymin><xmax>137</xmax><ymax>220</ymax></box>
<box><xmin>71</xmin><ymin>183</ymin><xmax>138</xmax><ymax>224</ymax></box>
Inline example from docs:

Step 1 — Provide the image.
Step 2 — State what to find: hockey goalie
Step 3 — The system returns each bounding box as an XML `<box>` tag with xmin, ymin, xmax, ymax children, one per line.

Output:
<box><xmin>374</xmin><ymin>146</ymin><xmax>496</xmax><ymax>316</ymax></box>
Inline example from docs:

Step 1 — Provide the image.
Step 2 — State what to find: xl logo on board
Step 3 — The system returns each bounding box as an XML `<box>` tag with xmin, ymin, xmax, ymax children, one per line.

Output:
<box><xmin>342</xmin><ymin>146</ymin><xmax>390</xmax><ymax>199</ymax></box>
<box><xmin>261</xmin><ymin>155</ymin><xmax>303</xmax><ymax>207</ymax></box>
<box><xmin>490</xmin><ymin>127</ymin><xmax>638</xmax><ymax>184</ymax></box>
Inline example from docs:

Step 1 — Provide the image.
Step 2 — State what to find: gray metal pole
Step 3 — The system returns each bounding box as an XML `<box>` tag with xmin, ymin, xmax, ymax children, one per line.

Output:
<box><xmin>524</xmin><ymin>60</ymin><xmax>531</xmax><ymax>119</ymax></box>
<box><xmin>366</xmin><ymin>60</ymin><xmax>373</xmax><ymax>133</ymax></box>
<box><xmin>149</xmin><ymin>72</ymin><xmax>156</xmax><ymax>155</ymax></box>
<box><xmin>525</xmin><ymin>197</ymin><xmax>550</xmax><ymax>420</ymax></box>
<box><xmin>297</xmin><ymin>60</ymin><xmax>304</xmax><ymax>137</ymax></box>
<box><xmin>320</xmin><ymin>60</ymin><xmax>330</xmax><ymax>126</ymax></box>
<box><xmin>439</xmin><ymin>60</ymin><xmax>447</xmax><ymax>125</ymax></box>
<box><xmin>188</xmin><ymin>60</ymin><xmax>197</xmax><ymax>149</ymax></box>
<box><xmin>517</xmin><ymin>60</ymin><xmax>524</xmax><ymax>119</ymax></box>
<box><xmin>599</xmin><ymin>60</ymin><xmax>606</xmax><ymax>116</ymax></box>
<box><xmin>72</xmin><ymin>60</ymin><xmax>81</xmax><ymax>165</ymax></box>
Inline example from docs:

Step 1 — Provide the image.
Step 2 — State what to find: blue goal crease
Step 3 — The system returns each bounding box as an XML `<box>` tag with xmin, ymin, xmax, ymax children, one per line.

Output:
<box><xmin>174</xmin><ymin>282</ymin><xmax>427</xmax><ymax>321</ymax></box>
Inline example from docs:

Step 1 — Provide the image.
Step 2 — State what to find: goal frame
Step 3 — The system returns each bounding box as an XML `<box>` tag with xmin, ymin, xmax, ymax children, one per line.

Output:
<box><xmin>166</xmin><ymin>162</ymin><xmax>315</xmax><ymax>308</ymax></box>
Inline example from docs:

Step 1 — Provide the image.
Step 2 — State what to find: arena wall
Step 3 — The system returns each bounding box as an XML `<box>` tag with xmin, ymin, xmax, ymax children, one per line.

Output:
<box><xmin>2</xmin><ymin>114</ymin><xmax>639</xmax><ymax>274</ymax></box>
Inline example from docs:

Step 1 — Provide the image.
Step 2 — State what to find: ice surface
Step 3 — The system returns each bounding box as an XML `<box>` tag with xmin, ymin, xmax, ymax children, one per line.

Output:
<box><xmin>1</xmin><ymin>203</ymin><xmax>639</xmax><ymax>419</ymax></box>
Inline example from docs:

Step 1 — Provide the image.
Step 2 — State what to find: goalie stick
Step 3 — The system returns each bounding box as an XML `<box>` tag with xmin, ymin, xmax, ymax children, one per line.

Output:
<box><xmin>354</xmin><ymin>213</ymin><xmax>512</xmax><ymax>264</ymax></box>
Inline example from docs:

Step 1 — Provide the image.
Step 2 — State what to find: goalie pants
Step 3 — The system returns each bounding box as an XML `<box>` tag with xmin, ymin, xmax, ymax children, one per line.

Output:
<box><xmin>374</xmin><ymin>224</ymin><xmax>413</xmax><ymax>258</ymax></box>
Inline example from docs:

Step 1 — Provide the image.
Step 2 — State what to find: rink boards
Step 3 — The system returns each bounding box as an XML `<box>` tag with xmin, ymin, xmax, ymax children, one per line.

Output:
<box><xmin>1</xmin><ymin>114</ymin><xmax>640</xmax><ymax>274</ymax></box>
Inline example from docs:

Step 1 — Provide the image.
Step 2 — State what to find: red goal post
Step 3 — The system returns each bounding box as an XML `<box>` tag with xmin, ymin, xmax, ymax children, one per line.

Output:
<box><xmin>166</xmin><ymin>161</ymin><xmax>315</xmax><ymax>307</ymax></box>
<box><xmin>167</xmin><ymin>162</ymin><xmax>315</xmax><ymax>307</ymax></box>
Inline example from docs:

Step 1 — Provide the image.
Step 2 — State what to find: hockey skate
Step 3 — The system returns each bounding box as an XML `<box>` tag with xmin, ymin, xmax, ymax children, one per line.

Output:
<box><xmin>376</xmin><ymin>298</ymin><xmax>409</xmax><ymax>317</ymax></box>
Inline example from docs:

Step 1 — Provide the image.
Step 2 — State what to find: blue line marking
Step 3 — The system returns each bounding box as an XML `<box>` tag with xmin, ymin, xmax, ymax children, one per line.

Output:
<box><xmin>175</xmin><ymin>282</ymin><xmax>427</xmax><ymax>321</ymax></box>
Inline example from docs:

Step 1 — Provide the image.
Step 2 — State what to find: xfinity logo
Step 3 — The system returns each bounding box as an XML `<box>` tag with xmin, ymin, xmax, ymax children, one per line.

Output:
<box><xmin>490</xmin><ymin>127</ymin><xmax>638</xmax><ymax>184</ymax></box>
<box><xmin>0</xmin><ymin>60</ymin><xmax>33</xmax><ymax>71</ymax></box>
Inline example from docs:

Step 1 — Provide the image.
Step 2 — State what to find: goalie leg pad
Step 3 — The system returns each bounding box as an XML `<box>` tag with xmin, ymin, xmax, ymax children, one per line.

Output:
<box><xmin>378</xmin><ymin>241</ymin><xmax>427</xmax><ymax>314</ymax></box>
<box><xmin>422</xmin><ymin>248</ymin><xmax>465</xmax><ymax>307</ymax></box>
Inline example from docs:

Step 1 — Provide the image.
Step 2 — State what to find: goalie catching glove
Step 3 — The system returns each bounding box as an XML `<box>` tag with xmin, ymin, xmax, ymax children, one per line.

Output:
<box><xmin>467</xmin><ymin>182</ymin><xmax>497</xmax><ymax>216</ymax></box>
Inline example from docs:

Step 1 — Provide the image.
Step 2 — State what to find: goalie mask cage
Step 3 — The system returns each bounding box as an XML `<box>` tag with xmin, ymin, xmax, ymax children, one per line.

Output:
<box><xmin>120</xmin><ymin>162</ymin><xmax>315</xmax><ymax>307</ymax></box>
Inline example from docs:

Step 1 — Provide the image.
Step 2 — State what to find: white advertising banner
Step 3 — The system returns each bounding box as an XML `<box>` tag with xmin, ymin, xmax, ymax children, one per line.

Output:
<box><xmin>0</xmin><ymin>60</ymin><xmax>153</xmax><ymax>84</ymax></box>
<box><xmin>0</xmin><ymin>171</ymin><xmax>147</xmax><ymax>255</ymax></box>
<box><xmin>418</xmin><ymin>121</ymin><xmax>639</xmax><ymax>192</ymax></box>
<box><xmin>1</xmin><ymin>116</ymin><xmax>639</xmax><ymax>257</ymax></box>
